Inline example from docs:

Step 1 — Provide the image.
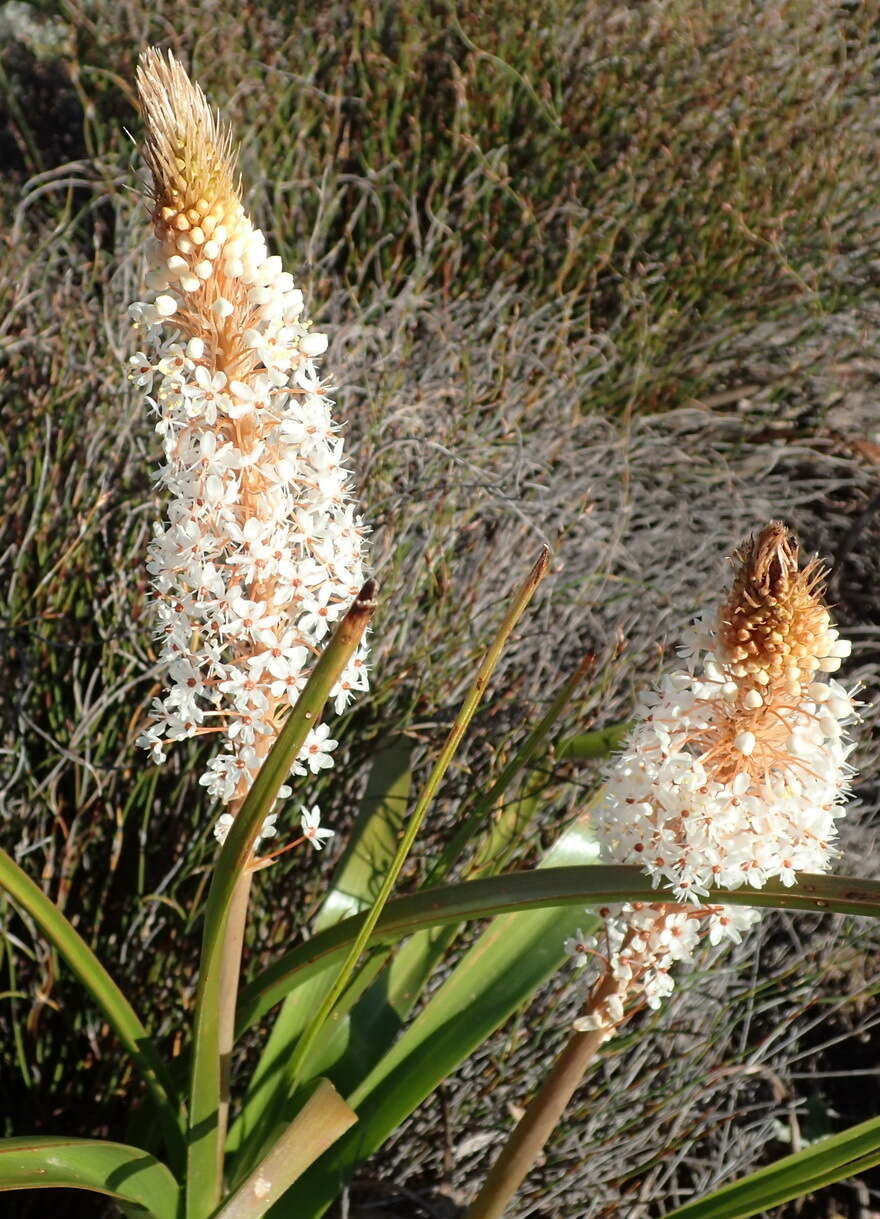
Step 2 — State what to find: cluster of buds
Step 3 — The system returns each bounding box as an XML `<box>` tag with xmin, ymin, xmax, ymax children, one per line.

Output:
<box><xmin>130</xmin><ymin>50</ymin><xmax>368</xmax><ymax>840</ymax></box>
<box><xmin>571</xmin><ymin>523</ymin><xmax>856</xmax><ymax>1031</ymax></box>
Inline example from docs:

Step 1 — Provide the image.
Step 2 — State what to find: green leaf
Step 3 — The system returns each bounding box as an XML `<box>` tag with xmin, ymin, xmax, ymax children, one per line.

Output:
<box><xmin>556</xmin><ymin>721</ymin><xmax>631</xmax><ymax>760</ymax></box>
<box><xmin>236</xmin><ymin>866</ymin><xmax>880</xmax><ymax>1035</ymax></box>
<box><xmin>0</xmin><ymin>1136</ymin><xmax>181</xmax><ymax>1219</ymax></box>
<box><xmin>211</xmin><ymin>1081</ymin><xmax>356</xmax><ymax>1219</ymax></box>
<box><xmin>186</xmin><ymin>583</ymin><xmax>376</xmax><ymax>1219</ymax></box>
<box><xmin>226</xmin><ymin>738</ymin><xmax>412</xmax><ymax>1166</ymax></box>
<box><xmin>275</xmin><ymin>817</ymin><xmax>602</xmax><ymax>1218</ymax></box>
<box><xmin>300</xmin><ymin>701</ymin><xmax>615</xmax><ymax>1100</ymax></box>
<box><xmin>424</xmin><ymin>652</ymin><xmax>598</xmax><ymax>886</ymax></box>
<box><xmin>0</xmin><ymin>848</ymin><xmax>184</xmax><ymax>1171</ymax></box>
<box><xmin>279</xmin><ymin>549</ymin><xmax>551</xmax><ymax>1101</ymax></box>
<box><xmin>233</xmin><ymin>550</ymin><xmax>551</xmax><ymax>1183</ymax></box>
<box><xmin>664</xmin><ymin>1112</ymin><xmax>880</xmax><ymax>1219</ymax></box>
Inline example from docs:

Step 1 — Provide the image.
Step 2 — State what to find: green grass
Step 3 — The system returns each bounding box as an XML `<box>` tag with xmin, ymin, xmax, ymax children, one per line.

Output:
<box><xmin>2</xmin><ymin>1</ymin><xmax>880</xmax><ymax>1216</ymax></box>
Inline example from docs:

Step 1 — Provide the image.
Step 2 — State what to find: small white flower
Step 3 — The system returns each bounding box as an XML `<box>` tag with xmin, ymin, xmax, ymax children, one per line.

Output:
<box><xmin>258</xmin><ymin>813</ymin><xmax>279</xmax><ymax>843</ymax></box>
<box><xmin>213</xmin><ymin>812</ymin><xmax>235</xmax><ymax>844</ymax></box>
<box><xmin>564</xmin><ymin>929</ymin><xmax>593</xmax><ymax>969</ymax></box>
<box><xmin>133</xmin><ymin>50</ymin><xmax>369</xmax><ymax>823</ymax></box>
<box><xmin>300</xmin><ymin>804</ymin><xmax>334</xmax><ymax>851</ymax></box>
<box><xmin>298</xmin><ymin>723</ymin><xmax>338</xmax><ymax>774</ymax></box>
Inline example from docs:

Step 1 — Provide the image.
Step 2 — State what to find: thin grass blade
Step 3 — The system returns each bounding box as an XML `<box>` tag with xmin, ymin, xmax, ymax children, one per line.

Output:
<box><xmin>236</xmin><ymin>866</ymin><xmax>880</xmax><ymax>1034</ymax></box>
<box><xmin>664</xmin><ymin>1112</ymin><xmax>880</xmax><ymax>1219</ymax></box>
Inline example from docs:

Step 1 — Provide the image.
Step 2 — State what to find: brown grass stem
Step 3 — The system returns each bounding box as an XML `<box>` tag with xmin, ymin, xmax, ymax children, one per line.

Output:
<box><xmin>464</xmin><ymin>971</ymin><xmax>620</xmax><ymax>1219</ymax></box>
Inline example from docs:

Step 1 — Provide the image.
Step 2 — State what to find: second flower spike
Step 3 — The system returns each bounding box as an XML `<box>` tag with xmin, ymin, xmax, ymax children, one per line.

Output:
<box><xmin>576</xmin><ymin>521</ymin><xmax>856</xmax><ymax>1029</ymax></box>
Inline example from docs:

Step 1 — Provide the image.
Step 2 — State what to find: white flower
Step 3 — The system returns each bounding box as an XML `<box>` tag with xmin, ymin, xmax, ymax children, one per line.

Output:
<box><xmin>300</xmin><ymin>804</ymin><xmax>334</xmax><ymax>851</ymax></box>
<box><xmin>258</xmin><ymin>813</ymin><xmax>279</xmax><ymax>842</ymax></box>
<box><xmin>213</xmin><ymin>813</ymin><xmax>235</xmax><ymax>844</ymax></box>
<box><xmin>297</xmin><ymin>724</ymin><xmax>338</xmax><ymax>775</ymax></box>
<box><xmin>564</xmin><ymin>929</ymin><xmax>593</xmax><ymax>969</ymax></box>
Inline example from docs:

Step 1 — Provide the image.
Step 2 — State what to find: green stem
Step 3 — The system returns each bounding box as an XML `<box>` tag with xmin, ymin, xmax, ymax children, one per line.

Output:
<box><xmin>217</xmin><ymin>870</ymin><xmax>253</xmax><ymax>1169</ymax></box>
<box><xmin>185</xmin><ymin>582</ymin><xmax>376</xmax><ymax>1219</ymax></box>
<box><xmin>281</xmin><ymin>547</ymin><xmax>551</xmax><ymax>1098</ymax></box>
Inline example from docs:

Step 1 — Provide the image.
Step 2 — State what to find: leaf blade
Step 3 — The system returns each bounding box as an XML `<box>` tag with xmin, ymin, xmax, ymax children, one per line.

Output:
<box><xmin>236</xmin><ymin>866</ymin><xmax>880</xmax><ymax>1033</ymax></box>
<box><xmin>0</xmin><ymin>848</ymin><xmax>184</xmax><ymax>1170</ymax></box>
<box><xmin>664</xmin><ymin>1112</ymin><xmax>880</xmax><ymax>1219</ymax></box>
<box><xmin>186</xmin><ymin>583</ymin><xmax>376</xmax><ymax>1219</ymax></box>
<box><xmin>0</xmin><ymin>1136</ymin><xmax>181</xmax><ymax>1219</ymax></box>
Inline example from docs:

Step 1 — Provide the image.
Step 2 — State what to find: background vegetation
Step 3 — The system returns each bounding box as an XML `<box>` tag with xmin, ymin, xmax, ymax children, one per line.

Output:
<box><xmin>2</xmin><ymin>1</ymin><xmax>880</xmax><ymax>1214</ymax></box>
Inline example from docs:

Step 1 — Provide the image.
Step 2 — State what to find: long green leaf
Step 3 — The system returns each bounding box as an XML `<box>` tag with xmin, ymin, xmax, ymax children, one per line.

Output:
<box><xmin>233</xmin><ymin>550</ymin><xmax>551</xmax><ymax>1181</ymax></box>
<box><xmin>0</xmin><ymin>849</ymin><xmax>184</xmax><ymax>1171</ymax></box>
<box><xmin>226</xmin><ymin>738</ymin><xmax>412</xmax><ymax>1165</ymax></box>
<box><xmin>276</xmin><ymin>817</ymin><xmax>602</xmax><ymax>1217</ymax></box>
<box><xmin>286</xmin><ymin>857</ymin><xmax>880</xmax><ymax>1217</ymax></box>
<box><xmin>0</xmin><ymin>1136</ymin><xmax>181</xmax><ymax>1219</ymax></box>
<box><xmin>186</xmin><ymin>582</ymin><xmax>376</xmax><ymax>1219</ymax></box>
<box><xmin>665</xmin><ymin>1112</ymin><xmax>880</xmax><ymax>1219</ymax></box>
<box><xmin>300</xmin><ymin>721</ymin><xmax>617</xmax><ymax>1099</ymax></box>
<box><xmin>425</xmin><ymin>652</ymin><xmax>597</xmax><ymax>885</ymax></box>
<box><xmin>236</xmin><ymin>866</ymin><xmax>880</xmax><ymax>1035</ymax></box>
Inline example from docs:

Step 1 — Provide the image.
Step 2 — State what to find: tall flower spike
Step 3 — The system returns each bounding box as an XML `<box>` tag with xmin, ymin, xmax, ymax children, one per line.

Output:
<box><xmin>131</xmin><ymin>50</ymin><xmax>369</xmax><ymax>829</ymax></box>
<box><xmin>572</xmin><ymin>523</ymin><xmax>856</xmax><ymax>1034</ymax></box>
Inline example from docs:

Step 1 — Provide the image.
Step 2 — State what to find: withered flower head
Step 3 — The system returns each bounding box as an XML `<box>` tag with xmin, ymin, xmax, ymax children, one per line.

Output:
<box><xmin>136</xmin><ymin>48</ymin><xmax>242</xmax><ymax>251</ymax></box>
<box><xmin>717</xmin><ymin>521</ymin><xmax>833</xmax><ymax>698</ymax></box>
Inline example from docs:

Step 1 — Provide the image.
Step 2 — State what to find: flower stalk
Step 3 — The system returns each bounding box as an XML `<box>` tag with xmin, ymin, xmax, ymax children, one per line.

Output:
<box><xmin>131</xmin><ymin>49</ymin><xmax>373</xmax><ymax>1217</ymax></box>
<box><xmin>466</xmin><ymin>523</ymin><xmax>857</xmax><ymax>1219</ymax></box>
<box><xmin>132</xmin><ymin>48</ymin><xmax>369</xmax><ymax>826</ymax></box>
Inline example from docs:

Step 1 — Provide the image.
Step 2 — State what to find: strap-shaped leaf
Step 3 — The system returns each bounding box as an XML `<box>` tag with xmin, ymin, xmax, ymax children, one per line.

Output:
<box><xmin>236</xmin><ymin>866</ymin><xmax>880</xmax><ymax>1034</ymax></box>
<box><xmin>0</xmin><ymin>1136</ymin><xmax>181</xmax><ymax>1219</ymax></box>
<box><xmin>0</xmin><ymin>848</ymin><xmax>184</xmax><ymax>1170</ymax></box>
<box><xmin>270</xmin><ymin>817</ymin><xmax>602</xmax><ymax>1217</ymax></box>
<box><xmin>231</xmin><ymin>550</ymin><xmax>551</xmax><ymax>1184</ymax></box>
<box><xmin>211</xmin><ymin>1080</ymin><xmax>356</xmax><ymax>1219</ymax></box>
<box><xmin>664</xmin><ymin>1111</ymin><xmax>880</xmax><ymax>1218</ymax></box>
<box><xmin>226</xmin><ymin>739</ymin><xmax>412</xmax><ymax>1162</ymax></box>
<box><xmin>186</xmin><ymin>583</ymin><xmax>376</xmax><ymax>1219</ymax></box>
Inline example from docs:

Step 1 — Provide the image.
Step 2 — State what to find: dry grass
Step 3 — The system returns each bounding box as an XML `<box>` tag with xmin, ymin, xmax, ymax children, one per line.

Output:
<box><xmin>2</xmin><ymin>2</ymin><xmax>880</xmax><ymax>1216</ymax></box>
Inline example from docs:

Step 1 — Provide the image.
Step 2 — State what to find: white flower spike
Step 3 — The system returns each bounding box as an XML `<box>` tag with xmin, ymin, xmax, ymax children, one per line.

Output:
<box><xmin>575</xmin><ymin>523</ymin><xmax>857</xmax><ymax>1034</ymax></box>
<box><xmin>130</xmin><ymin>50</ymin><xmax>369</xmax><ymax>834</ymax></box>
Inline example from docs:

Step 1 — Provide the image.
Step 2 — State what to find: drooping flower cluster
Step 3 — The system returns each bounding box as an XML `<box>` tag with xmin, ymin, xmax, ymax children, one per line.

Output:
<box><xmin>130</xmin><ymin>50</ymin><xmax>368</xmax><ymax>833</ymax></box>
<box><xmin>572</xmin><ymin>523</ymin><xmax>856</xmax><ymax>1030</ymax></box>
